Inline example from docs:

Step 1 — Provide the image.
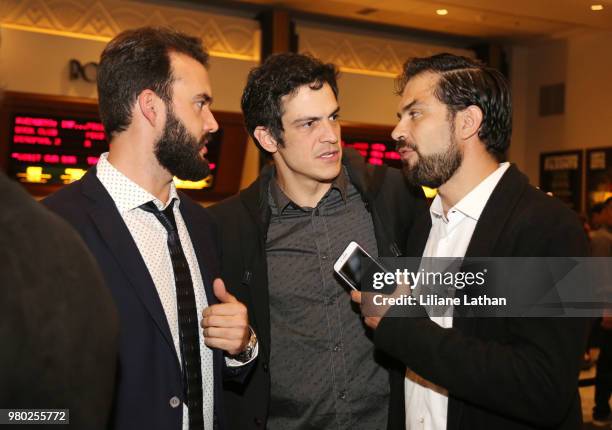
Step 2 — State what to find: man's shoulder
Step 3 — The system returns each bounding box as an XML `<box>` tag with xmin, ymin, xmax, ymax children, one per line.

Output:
<box><xmin>209</xmin><ymin>193</ymin><xmax>244</xmax><ymax>213</ymax></box>
<box><xmin>208</xmin><ymin>188</ymin><xmax>254</xmax><ymax>225</ymax></box>
<box><xmin>1</xmin><ymin>174</ymin><xmax>66</xmax><ymax>233</ymax></box>
<box><xmin>0</xmin><ymin>175</ymin><xmax>95</xmax><ymax>260</ymax></box>
<box><xmin>514</xmin><ymin>182</ymin><xmax>580</xmax><ymax>226</ymax></box>
<box><xmin>43</xmin><ymin>175</ymin><xmax>88</xmax><ymax>211</ymax></box>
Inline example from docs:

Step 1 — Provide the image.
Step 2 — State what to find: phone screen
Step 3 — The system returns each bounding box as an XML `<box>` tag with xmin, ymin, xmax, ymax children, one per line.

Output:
<box><xmin>338</xmin><ymin>246</ymin><xmax>385</xmax><ymax>290</ymax></box>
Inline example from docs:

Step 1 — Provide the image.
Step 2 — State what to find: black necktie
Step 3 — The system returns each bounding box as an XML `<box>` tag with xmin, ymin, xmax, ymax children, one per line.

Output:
<box><xmin>141</xmin><ymin>200</ymin><xmax>204</xmax><ymax>430</ymax></box>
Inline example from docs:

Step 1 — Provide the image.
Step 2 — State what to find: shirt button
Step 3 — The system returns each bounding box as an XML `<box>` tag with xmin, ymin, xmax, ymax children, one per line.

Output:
<box><xmin>333</xmin><ymin>342</ymin><xmax>342</xmax><ymax>352</ymax></box>
<box><xmin>321</xmin><ymin>254</ymin><xmax>328</xmax><ymax>260</ymax></box>
<box><xmin>338</xmin><ymin>390</ymin><xmax>347</xmax><ymax>400</ymax></box>
<box><xmin>419</xmin><ymin>417</ymin><xmax>424</xmax><ymax>424</ymax></box>
<box><xmin>169</xmin><ymin>396</ymin><xmax>181</xmax><ymax>408</ymax></box>
<box><xmin>263</xmin><ymin>362</ymin><xmax>269</xmax><ymax>373</ymax></box>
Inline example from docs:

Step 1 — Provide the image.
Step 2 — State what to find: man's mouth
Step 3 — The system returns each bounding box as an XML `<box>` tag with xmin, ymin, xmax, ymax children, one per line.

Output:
<box><xmin>317</xmin><ymin>150</ymin><xmax>339</xmax><ymax>159</ymax></box>
<box><xmin>199</xmin><ymin>135</ymin><xmax>212</xmax><ymax>155</ymax></box>
<box><xmin>397</xmin><ymin>143</ymin><xmax>418</xmax><ymax>159</ymax></box>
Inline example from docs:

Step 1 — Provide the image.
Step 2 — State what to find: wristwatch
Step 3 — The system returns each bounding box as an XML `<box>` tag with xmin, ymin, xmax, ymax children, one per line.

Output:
<box><xmin>230</xmin><ymin>326</ymin><xmax>257</xmax><ymax>363</ymax></box>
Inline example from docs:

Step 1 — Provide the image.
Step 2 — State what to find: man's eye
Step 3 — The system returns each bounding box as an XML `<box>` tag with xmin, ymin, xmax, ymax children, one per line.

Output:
<box><xmin>303</xmin><ymin>120</ymin><xmax>315</xmax><ymax>128</ymax></box>
<box><xmin>409</xmin><ymin>111</ymin><xmax>421</xmax><ymax>119</ymax></box>
<box><xmin>330</xmin><ymin>113</ymin><xmax>340</xmax><ymax>121</ymax></box>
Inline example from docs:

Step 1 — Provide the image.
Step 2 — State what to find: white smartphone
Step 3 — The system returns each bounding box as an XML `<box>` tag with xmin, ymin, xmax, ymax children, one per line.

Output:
<box><xmin>334</xmin><ymin>241</ymin><xmax>388</xmax><ymax>290</ymax></box>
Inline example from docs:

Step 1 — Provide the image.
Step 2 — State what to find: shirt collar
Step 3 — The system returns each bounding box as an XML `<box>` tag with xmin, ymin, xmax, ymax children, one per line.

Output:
<box><xmin>269</xmin><ymin>167</ymin><xmax>348</xmax><ymax>213</ymax></box>
<box><xmin>96</xmin><ymin>152</ymin><xmax>179</xmax><ymax>214</ymax></box>
<box><xmin>430</xmin><ymin>162</ymin><xmax>510</xmax><ymax>223</ymax></box>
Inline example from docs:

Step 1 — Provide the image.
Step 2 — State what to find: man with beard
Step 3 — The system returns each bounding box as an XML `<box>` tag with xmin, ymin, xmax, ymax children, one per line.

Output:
<box><xmin>352</xmin><ymin>53</ymin><xmax>590</xmax><ymax>430</ymax></box>
<box><xmin>209</xmin><ymin>52</ymin><xmax>426</xmax><ymax>429</ymax></box>
<box><xmin>44</xmin><ymin>27</ymin><xmax>256</xmax><ymax>430</ymax></box>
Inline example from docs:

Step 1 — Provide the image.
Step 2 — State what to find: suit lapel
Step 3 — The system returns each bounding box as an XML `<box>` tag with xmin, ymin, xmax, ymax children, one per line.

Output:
<box><xmin>239</xmin><ymin>178</ymin><xmax>272</xmax><ymax>355</ymax></box>
<box><xmin>464</xmin><ymin>164</ymin><xmax>527</xmax><ymax>259</ymax></box>
<box><xmin>80</xmin><ymin>170</ymin><xmax>178</xmax><ymax>364</ymax></box>
<box><xmin>405</xmin><ymin>203</ymin><xmax>432</xmax><ymax>257</ymax></box>
<box><xmin>447</xmin><ymin>165</ymin><xmax>528</xmax><ymax>430</ymax></box>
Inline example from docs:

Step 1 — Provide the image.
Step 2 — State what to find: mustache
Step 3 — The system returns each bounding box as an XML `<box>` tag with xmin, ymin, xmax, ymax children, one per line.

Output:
<box><xmin>395</xmin><ymin>139</ymin><xmax>418</xmax><ymax>153</ymax></box>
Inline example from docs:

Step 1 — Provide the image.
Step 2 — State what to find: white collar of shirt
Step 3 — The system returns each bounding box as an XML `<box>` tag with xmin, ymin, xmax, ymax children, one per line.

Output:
<box><xmin>429</xmin><ymin>162</ymin><xmax>510</xmax><ymax>225</ymax></box>
<box><xmin>96</xmin><ymin>152</ymin><xmax>180</xmax><ymax>214</ymax></box>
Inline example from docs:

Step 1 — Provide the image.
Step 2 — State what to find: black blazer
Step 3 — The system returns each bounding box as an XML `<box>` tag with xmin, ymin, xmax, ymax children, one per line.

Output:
<box><xmin>375</xmin><ymin>164</ymin><xmax>590</xmax><ymax>430</ymax></box>
<box><xmin>43</xmin><ymin>169</ymin><xmax>246</xmax><ymax>430</ymax></box>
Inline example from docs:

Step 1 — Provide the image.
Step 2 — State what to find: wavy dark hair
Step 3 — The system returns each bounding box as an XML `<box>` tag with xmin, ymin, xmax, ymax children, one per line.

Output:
<box><xmin>241</xmin><ymin>53</ymin><xmax>338</xmax><ymax>154</ymax></box>
<box><xmin>397</xmin><ymin>53</ymin><xmax>512</xmax><ymax>161</ymax></box>
<box><xmin>97</xmin><ymin>27</ymin><xmax>209</xmax><ymax>138</ymax></box>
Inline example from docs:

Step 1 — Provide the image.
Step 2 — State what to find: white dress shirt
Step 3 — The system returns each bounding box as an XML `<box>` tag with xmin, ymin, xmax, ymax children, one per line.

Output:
<box><xmin>404</xmin><ymin>162</ymin><xmax>510</xmax><ymax>430</ymax></box>
<box><xmin>96</xmin><ymin>153</ymin><xmax>215</xmax><ymax>430</ymax></box>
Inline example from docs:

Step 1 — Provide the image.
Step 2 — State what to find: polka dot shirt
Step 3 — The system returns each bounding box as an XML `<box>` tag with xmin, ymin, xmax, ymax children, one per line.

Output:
<box><xmin>96</xmin><ymin>153</ymin><xmax>214</xmax><ymax>430</ymax></box>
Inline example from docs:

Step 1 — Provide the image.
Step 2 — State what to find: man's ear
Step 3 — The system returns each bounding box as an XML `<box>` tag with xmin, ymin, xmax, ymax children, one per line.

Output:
<box><xmin>457</xmin><ymin>105</ymin><xmax>483</xmax><ymax>141</ymax></box>
<box><xmin>137</xmin><ymin>89</ymin><xmax>162</xmax><ymax>127</ymax></box>
<box><xmin>254</xmin><ymin>127</ymin><xmax>279</xmax><ymax>154</ymax></box>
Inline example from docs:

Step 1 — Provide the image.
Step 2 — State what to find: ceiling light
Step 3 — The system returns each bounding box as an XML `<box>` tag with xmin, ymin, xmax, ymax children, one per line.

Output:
<box><xmin>591</xmin><ymin>4</ymin><xmax>604</xmax><ymax>11</ymax></box>
<box><xmin>436</xmin><ymin>9</ymin><xmax>449</xmax><ymax>16</ymax></box>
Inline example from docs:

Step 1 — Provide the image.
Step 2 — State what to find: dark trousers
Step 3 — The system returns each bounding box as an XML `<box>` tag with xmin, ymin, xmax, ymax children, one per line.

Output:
<box><xmin>594</xmin><ymin>329</ymin><xmax>612</xmax><ymax>418</ymax></box>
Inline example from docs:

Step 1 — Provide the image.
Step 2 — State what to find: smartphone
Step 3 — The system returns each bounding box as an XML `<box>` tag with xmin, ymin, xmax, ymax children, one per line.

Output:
<box><xmin>334</xmin><ymin>241</ymin><xmax>388</xmax><ymax>290</ymax></box>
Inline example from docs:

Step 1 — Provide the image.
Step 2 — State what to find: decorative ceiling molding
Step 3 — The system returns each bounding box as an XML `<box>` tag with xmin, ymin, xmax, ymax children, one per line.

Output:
<box><xmin>299</xmin><ymin>26</ymin><xmax>474</xmax><ymax>78</ymax></box>
<box><xmin>0</xmin><ymin>0</ymin><xmax>259</xmax><ymax>61</ymax></box>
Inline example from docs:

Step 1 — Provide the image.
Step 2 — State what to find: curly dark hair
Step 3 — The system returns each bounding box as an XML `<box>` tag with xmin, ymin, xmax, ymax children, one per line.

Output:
<box><xmin>241</xmin><ymin>53</ymin><xmax>339</xmax><ymax>154</ymax></box>
<box><xmin>397</xmin><ymin>53</ymin><xmax>512</xmax><ymax>161</ymax></box>
<box><xmin>97</xmin><ymin>27</ymin><xmax>209</xmax><ymax>138</ymax></box>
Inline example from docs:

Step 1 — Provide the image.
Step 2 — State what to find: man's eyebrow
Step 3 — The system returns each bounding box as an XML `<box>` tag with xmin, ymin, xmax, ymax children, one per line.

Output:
<box><xmin>291</xmin><ymin>115</ymin><xmax>321</xmax><ymax>125</ymax></box>
<box><xmin>195</xmin><ymin>93</ymin><xmax>213</xmax><ymax>104</ymax></box>
<box><xmin>291</xmin><ymin>106</ymin><xmax>340</xmax><ymax>125</ymax></box>
<box><xmin>396</xmin><ymin>99</ymin><xmax>420</xmax><ymax>119</ymax></box>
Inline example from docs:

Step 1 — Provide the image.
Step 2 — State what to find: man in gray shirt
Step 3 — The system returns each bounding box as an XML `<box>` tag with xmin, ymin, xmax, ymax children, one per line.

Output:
<box><xmin>210</xmin><ymin>53</ymin><xmax>426</xmax><ymax>429</ymax></box>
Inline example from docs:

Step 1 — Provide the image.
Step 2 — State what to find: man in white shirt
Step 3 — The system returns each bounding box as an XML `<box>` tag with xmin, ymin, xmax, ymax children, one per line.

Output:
<box><xmin>44</xmin><ymin>27</ymin><xmax>256</xmax><ymax>430</ymax></box>
<box><xmin>352</xmin><ymin>53</ymin><xmax>589</xmax><ymax>430</ymax></box>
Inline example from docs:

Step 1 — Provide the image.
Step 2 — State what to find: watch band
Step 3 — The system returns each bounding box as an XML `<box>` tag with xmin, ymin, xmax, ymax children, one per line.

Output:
<box><xmin>229</xmin><ymin>325</ymin><xmax>257</xmax><ymax>363</ymax></box>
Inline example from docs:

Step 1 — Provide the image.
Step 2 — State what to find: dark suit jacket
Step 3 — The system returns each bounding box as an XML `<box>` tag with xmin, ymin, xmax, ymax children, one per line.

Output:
<box><xmin>0</xmin><ymin>172</ymin><xmax>118</xmax><ymax>429</ymax></box>
<box><xmin>375</xmin><ymin>164</ymin><xmax>590</xmax><ymax>430</ymax></box>
<box><xmin>43</xmin><ymin>169</ymin><xmax>246</xmax><ymax>430</ymax></box>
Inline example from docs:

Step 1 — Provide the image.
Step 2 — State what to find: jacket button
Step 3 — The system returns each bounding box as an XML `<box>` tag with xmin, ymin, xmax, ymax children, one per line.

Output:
<box><xmin>169</xmin><ymin>396</ymin><xmax>181</xmax><ymax>408</ymax></box>
<box><xmin>262</xmin><ymin>362</ymin><xmax>269</xmax><ymax>372</ymax></box>
<box><xmin>254</xmin><ymin>417</ymin><xmax>263</xmax><ymax>426</ymax></box>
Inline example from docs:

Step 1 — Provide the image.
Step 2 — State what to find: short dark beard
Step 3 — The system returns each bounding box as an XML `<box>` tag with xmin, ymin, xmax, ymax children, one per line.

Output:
<box><xmin>154</xmin><ymin>104</ymin><xmax>211</xmax><ymax>181</ymax></box>
<box><xmin>401</xmin><ymin>135</ymin><xmax>462</xmax><ymax>189</ymax></box>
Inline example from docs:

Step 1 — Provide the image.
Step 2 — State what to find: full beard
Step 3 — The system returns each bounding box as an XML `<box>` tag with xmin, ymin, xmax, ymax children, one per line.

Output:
<box><xmin>401</xmin><ymin>136</ymin><xmax>462</xmax><ymax>189</ymax></box>
<box><xmin>154</xmin><ymin>107</ymin><xmax>211</xmax><ymax>181</ymax></box>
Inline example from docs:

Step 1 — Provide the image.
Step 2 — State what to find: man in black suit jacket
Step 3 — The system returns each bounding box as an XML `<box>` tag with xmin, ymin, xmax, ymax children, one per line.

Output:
<box><xmin>44</xmin><ymin>27</ymin><xmax>255</xmax><ymax>430</ymax></box>
<box><xmin>352</xmin><ymin>53</ymin><xmax>589</xmax><ymax>430</ymax></box>
<box><xmin>0</xmin><ymin>171</ymin><xmax>118</xmax><ymax>429</ymax></box>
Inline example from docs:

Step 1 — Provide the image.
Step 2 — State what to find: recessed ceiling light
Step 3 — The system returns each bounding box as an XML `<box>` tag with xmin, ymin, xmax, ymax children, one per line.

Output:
<box><xmin>436</xmin><ymin>9</ymin><xmax>449</xmax><ymax>16</ymax></box>
<box><xmin>591</xmin><ymin>4</ymin><xmax>604</xmax><ymax>11</ymax></box>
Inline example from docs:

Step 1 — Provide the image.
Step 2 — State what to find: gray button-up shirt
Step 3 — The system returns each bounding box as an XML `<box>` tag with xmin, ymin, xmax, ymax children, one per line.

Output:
<box><xmin>266</xmin><ymin>169</ymin><xmax>389</xmax><ymax>430</ymax></box>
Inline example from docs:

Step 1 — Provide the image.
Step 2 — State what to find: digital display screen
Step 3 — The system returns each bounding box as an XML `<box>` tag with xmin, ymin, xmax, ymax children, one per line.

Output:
<box><xmin>8</xmin><ymin>113</ymin><xmax>222</xmax><ymax>189</ymax></box>
<box><xmin>342</xmin><ymin>139</ymin><xmax>401</xmax><ymax>169</ymax></box>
